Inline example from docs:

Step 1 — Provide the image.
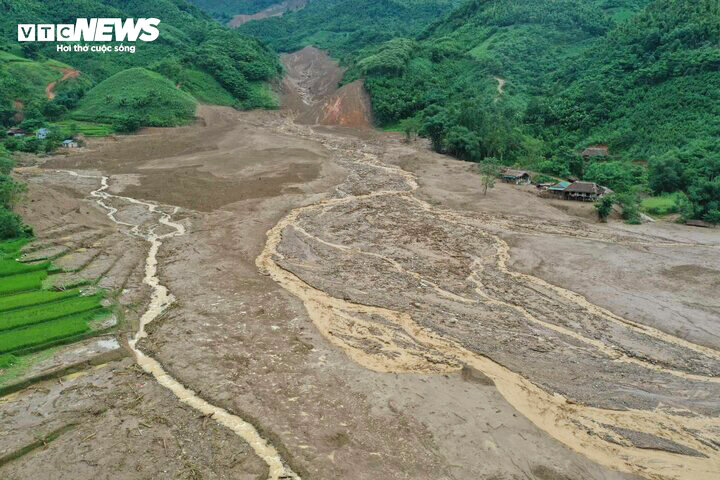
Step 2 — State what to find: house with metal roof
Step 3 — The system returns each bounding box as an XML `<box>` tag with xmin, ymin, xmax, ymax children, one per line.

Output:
<box><xmin>501</xmin><ymin>169</ymin><xmax>531</xmax><ymax>185</ymax></box>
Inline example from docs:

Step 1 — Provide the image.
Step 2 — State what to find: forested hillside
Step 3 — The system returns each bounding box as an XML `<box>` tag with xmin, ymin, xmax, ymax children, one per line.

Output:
<box><xmin>234</xmin><ymin>0</ymin><xmax>718</xmax><ymax>223</ymax></box>
<box><xmin>189</xmin><ymin>0</ymin><xmax>287</xmax><ymax>22</ymax></box>
<box><xmin>0</xmin><ymin>0</ymin><xmax>281</xmax><ymax>131</ymax></box>
<box><xmin>534</xmin><ymin>0</ymin><xmax>720</xmax><ymax>222</ymax></box>
<box><xmin>0</xmin><ymin>0</ymin><xmax>282</xmax><ymax>238</ymax></box>
<box><xmin>237</xmin><ymin>0</ymin><xmax>463</xmax><ymax>62</ymax></box>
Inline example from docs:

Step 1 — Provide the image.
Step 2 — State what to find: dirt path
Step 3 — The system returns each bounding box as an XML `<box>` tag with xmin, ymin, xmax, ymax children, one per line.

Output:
<box><xmin>46</xmin><ymin>67</ymin><xmax>80</xmax><ymax>100</ymax></box>
<box><xmin>495</xmin><ymin>76</ymin><xmax>506</xmax><ymax>95</ymax></box>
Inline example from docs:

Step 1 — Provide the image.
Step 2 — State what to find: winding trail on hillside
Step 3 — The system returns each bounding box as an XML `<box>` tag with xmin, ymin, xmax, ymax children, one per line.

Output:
<box><xmin>46</xmin><ymin>67</ymin><xmax>80</xmax><ymax>100</ymax></box>
<box><xmin>58</xmin><ymin>170</ymin><xmax>300</xmax><ymax>480</ymax></box>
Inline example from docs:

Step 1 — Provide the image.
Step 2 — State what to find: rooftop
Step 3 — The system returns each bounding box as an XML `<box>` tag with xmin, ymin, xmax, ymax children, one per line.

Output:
<box><xmin>565</xmin><ymin>181</ymin><xmax>602</xmax><ymax>194</ymax></box>
<box><xmin>503</xmin><ymin>169</ymin><xmax>529</xmax><ymax>178</ymax></box>
<box><xmin>548</xmin><ymin>181</ymin><xmax>571</xmax><ymax>191</ymax></box>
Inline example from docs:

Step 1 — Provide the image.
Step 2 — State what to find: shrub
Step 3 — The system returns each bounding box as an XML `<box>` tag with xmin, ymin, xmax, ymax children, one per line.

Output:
<box><xmin>0</xmin><ymin>208</ymin><xmax>24</xmax><ymax>240</ymax></box>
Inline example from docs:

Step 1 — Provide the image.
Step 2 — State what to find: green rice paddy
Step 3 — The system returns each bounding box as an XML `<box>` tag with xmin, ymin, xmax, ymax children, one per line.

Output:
<box><xmin>0</xmin><ymin>240</ymin><xmax>111</xmax><ymax>358</ymax></box>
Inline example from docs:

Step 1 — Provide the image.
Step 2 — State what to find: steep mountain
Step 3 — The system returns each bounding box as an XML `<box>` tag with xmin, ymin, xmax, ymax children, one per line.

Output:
<box><xmin>535</xmin><ymin>0</ymin><xmax>720</xmax><ymax>159</ymax></box>
<box><xmin>537</xmin><ymin>0</ymin><xmax>720</xmax><ymax>222</ymax></box>
<box><xmin>236</xmin><ymin>0</ymin><xmax>464</xmax><ymax>61</ymax></box>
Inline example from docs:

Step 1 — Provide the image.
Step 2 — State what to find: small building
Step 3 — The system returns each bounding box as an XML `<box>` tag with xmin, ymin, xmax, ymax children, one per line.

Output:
<box><xmin>62</xmin><ymin>139</ymin><xmax>78</xmax><ymax>148</ymax></box>
<box><xmin>36</xmin><ymin>128</ymin><xmax>49</xmax><ymax>139</ymax></box>
<box><xmin>547</xmin><ymin>181</ymin><xmax>571</xmax><ymax>197</ymax></box>
<box><xmin>581</xmin><ymin>144</ymin><xmax>609</xmax><ymax>159</ymax></box>
<box><xmin>563</xmin><ymin>181</ymin><xmax>605</xmax><ymax>201</ymax></box>
<box><xmin>7</xmin><ymin>128</ymin><xmax>26</xmax><ymax>137</ymax></box>
<box><xmin>502</xmin><ymin>169</ymin><xmax>531</xmax><ymax>185</ymax></box>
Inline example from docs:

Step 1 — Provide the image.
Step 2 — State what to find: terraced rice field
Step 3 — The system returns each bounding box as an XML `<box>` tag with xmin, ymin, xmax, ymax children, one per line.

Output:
<box><xmin>0</xmin><ymin>239</ymin><xmax>111</xmax><ymax>362</ymax></box>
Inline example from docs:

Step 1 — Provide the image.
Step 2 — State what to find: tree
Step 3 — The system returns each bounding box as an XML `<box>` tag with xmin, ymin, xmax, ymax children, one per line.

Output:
<box><xmin>595</xmin><ymin>195</ymin><xmax>615</xmax><ymax>222</ymax></box>
<box><xmin>401</xmin><ymin>117</ymin><xmax>421</xmax><ymax>143</ymax></box>
<box><xmin>0</xmin><ymin>208</ymin><xmax>25</xmax><ymax>240</ymax></box>
<box><xmin>584</xmin><ymin>161</ymin><xmax>644</xmax><ymax>193</ymax></box>
<box><xmin>615</xmin><ymin>192</ymin><xmax>642</xmax><ymax>224</ymax></box>
<box><xmin>475</xmin><ymin>158</ymin><xmax>500</xmax><ymax>195</ymax></box>
<box><xmin>0</xmin><ymin>174</ymin><xmax>27</xmax><ymax>209</ymax></box>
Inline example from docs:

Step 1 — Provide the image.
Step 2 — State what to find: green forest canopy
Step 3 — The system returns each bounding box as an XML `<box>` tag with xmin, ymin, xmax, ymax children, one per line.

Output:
<box><xmin>238</xmin><ymin>0</ymin><xmax>719</xmax><ymax>223</ymax></box>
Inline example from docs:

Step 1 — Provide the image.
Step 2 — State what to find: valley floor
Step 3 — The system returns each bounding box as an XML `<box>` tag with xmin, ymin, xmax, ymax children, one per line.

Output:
<box><xmin>1</xmin><ymin>48</ymin><xmax>719</xmax><ymax>480</ymax></box>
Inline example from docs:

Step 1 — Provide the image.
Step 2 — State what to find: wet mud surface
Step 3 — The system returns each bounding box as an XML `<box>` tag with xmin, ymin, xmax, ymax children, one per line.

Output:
<box><xmin>2</xmin><ymin>47</ymin><xmax>718</xmax><ymax>480</ymax></box>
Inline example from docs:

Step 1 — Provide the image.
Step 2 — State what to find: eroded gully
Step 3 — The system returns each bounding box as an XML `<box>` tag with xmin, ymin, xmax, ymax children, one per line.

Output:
<box><xmin>59</xmin><ymin>170</ymin><xmax>299</xmax><ymax>480</ymax></box>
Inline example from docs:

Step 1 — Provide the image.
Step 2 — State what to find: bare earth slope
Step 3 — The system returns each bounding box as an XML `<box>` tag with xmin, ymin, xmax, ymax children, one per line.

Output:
<box><xmin>228</xmin><ymin>0</ymin><xmax>308</xmax><ymax>27</ymax></box>
<box><xmin>2</xmin><ymin>47</ymin><xmax>719</xmax><ymax>480</ymax></box>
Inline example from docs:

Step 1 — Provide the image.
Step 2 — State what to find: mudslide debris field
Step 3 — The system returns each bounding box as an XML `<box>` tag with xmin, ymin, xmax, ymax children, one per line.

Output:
<box><xmin>1</xmin><ymin>47</ymin><xmax>718</xmax><ymax>480</ymax></box>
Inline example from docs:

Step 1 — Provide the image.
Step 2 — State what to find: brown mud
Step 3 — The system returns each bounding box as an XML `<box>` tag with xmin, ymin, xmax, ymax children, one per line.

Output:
<box><xmin>2</xmin><ymin>46</ymin><xmax>718</xmax><ymax>480</ymax></box>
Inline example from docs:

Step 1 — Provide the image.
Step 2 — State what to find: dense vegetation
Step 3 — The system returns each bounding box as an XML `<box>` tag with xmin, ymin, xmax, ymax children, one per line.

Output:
<box><xmin>0</xmin><ymin>0</ymin><xmax>281</xmax><ymax>135</ymax></box>
<box><xmin>71</xmin><ymin>68</ymin><xmax>197</xmax><ymax>129</ymax></box>
<box><xmin>237</xmin><ymin>0</ymin><xmax>718</xmax><ymax>223</ymax></box>
<box><xmin>238</xmin><ymin>0</ymin><xmax>463</xmax><ymax>61</ymax></box>
<box><xmin>189</xmin><ymin>0</ymin><xmax>286</xmax><ymax>22</ymax></box>
<box><xmin>0</xmin><ymin>145</ymin><xmax>27</xmax><ymax>239</ymax></box>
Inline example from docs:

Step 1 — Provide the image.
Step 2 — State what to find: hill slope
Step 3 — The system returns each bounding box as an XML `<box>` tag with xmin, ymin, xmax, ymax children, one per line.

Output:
<box><xmin>237</xmin><ymin>0</ymin><xmax>464</xmax><ymax>61</ymax></box>
<box><xmin>71</xmin><ymin>68</ymin><xmax>198</xmax><ymax>128</ymax></box>
<box><xmin>0</xmin><ymin>0</ymin><xmax>281</xmax><ymax>129</ymax></box>
<box><xmin>236</xmin><ymin>0</ymin><xmax>717</xmax><ymax>222</ymax></box>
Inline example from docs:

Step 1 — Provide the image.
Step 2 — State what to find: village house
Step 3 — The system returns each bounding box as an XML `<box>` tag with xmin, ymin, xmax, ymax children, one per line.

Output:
<box><xmin>547</xmin><ymin>181</ymin><xmax>571</xmax><ymax>197</ymax></box>
<box><xmin>62</xmin><ymin>139</ymin><xmax>78</xmax><ymax>148</ymax></box>
<box><xmin>36</xmin><ymin>128</ymin><xmax>49</xmax><ymax>139</ymax></box>
<box><xmin>6</xmin><ymin>128</ymin><xmax>26</xmax><ymax>137</ymax></box>
<box><xmin>563</xmin><ymin>181</ymin><xmax>606</xmax><ymax>201</ymax></box>
<box><xmin>581</xmin><ymin>144</ymin><xmax>609</xmax><ymax>159</ymax></box>
<box><xmin>502</xmin><ymin>169</ymin><xmax>531</xmax><ymax>185</ymax></box>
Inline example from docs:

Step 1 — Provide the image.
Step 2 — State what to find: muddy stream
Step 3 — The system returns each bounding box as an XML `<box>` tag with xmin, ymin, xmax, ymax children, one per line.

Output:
<box><xmin>59</xmin><ymin>170</ymin><xmax>300</xmax><ymax>480</ymax></box>
<box><xmin>254</xmin><ymin>129</ymin><xmax>720</xmax><ymax>480</ymax></box>
<box><xmin>53</xmin><ymin>107</ymin><xmax>720</xmax><ymax>480</ymax></box>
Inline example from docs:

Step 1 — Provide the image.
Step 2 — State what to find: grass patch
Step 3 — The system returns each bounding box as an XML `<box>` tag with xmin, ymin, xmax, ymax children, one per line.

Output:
<box><xmin>0</xmin><ymin>295</ymin><xmax>104</xmax><ymax>332</ymax></box>
<box><xmin>179</xmin><ymin>69</ymin><xmax>237</xmax><ymax>106</ymax></box>
<box><xmin>0</xmin><ymin>289</ymin><xmax>81</xmax><ymax>313</ymax></box>
<box><xmin>0</xmin><ymin>259</ymin><xmax>50</xmax><ymax>277</ymax></box>
<box><xmin>70</xmin><ymin>67</ymin><xmax>197</xmax><ymax>127</ymax></box>
<box><xmin>0</xmin><ymin>271</ymin><xmax>48</xmax><ymax>295</ymax></box>
<box><xmin>0</xmin><ymin>311</ymin><xmax>110</xmax><ymax>354</ymax></box>
<box><xmin>641</xmin><ymin>193</ymin><xmax>681</xmax><ymax>216</ymax></box>
<box><xmin>49</xmin><ymin>121</ymin><xmax>114</xmax><ymax>137</ymax></box>
<box><xmin>0</xmin><ymin>353</ymin><xmax>16</xmax><ymax>369</ymax></box>
<box><xmin>0</xmin><ymin>238</ymin><xmax>29</xmax><ymax>258</ymax></box>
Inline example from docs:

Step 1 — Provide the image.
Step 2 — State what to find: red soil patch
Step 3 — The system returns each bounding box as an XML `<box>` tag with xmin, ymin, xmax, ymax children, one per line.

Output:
<box><xmin>46</xmin><ymin>67</ymin><xmax>81</xmax><ymax>100</ymax></box>
<box><xmin>281</xmin><ymin>47</ymin><xmax>373</xmax><ymax>129</ymax></box>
